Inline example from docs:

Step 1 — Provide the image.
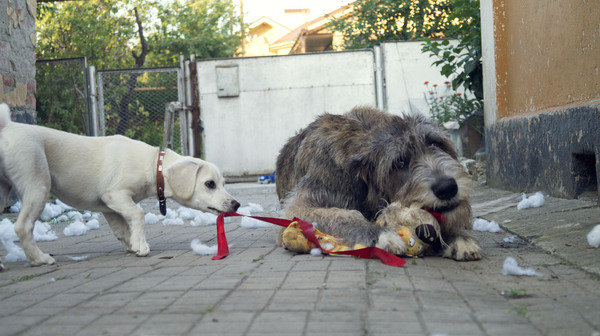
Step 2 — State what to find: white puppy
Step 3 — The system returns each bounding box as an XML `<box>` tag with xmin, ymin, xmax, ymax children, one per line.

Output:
<box><xmin>0</xmin><ymin>103</ymin><xmax>239</xmax><ymax>270</ymax></box>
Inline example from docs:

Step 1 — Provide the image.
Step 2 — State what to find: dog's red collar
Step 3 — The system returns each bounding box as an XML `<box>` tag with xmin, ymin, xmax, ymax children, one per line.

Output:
<box><xmin>423</xmin><ymin>208</ymin><xmax>445</xmax><ymax>223</ymax></box>
<box><xmin>156</xmin><ymin>150</ymin><xmax>167</xmax><ymax>216</ymax></box>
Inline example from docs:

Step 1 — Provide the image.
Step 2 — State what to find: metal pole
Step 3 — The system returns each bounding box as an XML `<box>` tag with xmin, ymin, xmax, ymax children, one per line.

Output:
<box><xmin>189</xmin><ymin>54</ymin><xmax>203</xmax><ymax>159</ymax></box>
<box><xmin>96</xmin><ymin>71</ymin><xmax>106</xmax><ymax>136</ymax></box>
<box><xmin>374</xmin><ymin>45</ymin><xmax>386</xmax><ymax>110</ymax></box>
<box><xmin>86</xmin><ymin>66</ymin><xmax>98</xmax><ymax>136</ymax></box>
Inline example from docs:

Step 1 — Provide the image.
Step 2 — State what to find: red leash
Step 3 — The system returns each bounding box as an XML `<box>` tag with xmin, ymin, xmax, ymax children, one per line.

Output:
<box><xmin>212</xmin><ymin>213</ymin><xmax>406</xmax><ymax>267</ymax></box>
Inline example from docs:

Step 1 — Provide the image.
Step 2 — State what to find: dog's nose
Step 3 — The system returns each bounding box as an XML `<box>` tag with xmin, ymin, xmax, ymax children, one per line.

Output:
<box><xmin>231</xmin><ymin>200</ymin><xmax>241</xmax><ymax>212</ymax></box>
<box><xmin>432</xmin><ymin>177</ymin><xmax>458</xmax><ymax>200</ymax></box>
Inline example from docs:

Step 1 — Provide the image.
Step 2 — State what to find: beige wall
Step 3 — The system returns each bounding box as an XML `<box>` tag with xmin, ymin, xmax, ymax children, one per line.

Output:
<box><xmin>491</xmin><ymin>0</ymin><xmax>599</xmax><ymax>119</ymax></box>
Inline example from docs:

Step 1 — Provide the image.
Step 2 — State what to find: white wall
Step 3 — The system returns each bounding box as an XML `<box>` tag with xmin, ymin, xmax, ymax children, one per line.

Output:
<box><xmin>197</xmin><ymin>51</ymin><xmax>376</xmax><ymax>176</ymax></box>
<box><xmin>382</xmin><ymin>40</ymin><xmax>462</xmax><ymax>118</ymax></box>
<box><xmin>480</xmin><ymin>0</ymin><xmax>498</xmax><ymax>127</ymax></box>
<box><xmin>197</xmin><ymin>42</ymin><xmax>454</xmax><ymax>177</ymax></box>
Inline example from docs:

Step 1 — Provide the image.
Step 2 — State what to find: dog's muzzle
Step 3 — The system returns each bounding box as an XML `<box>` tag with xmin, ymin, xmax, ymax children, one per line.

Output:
<box><xmin>431</xmin><ymin>177</ymin><xmax>458</xmax><ymax>200</ymax></box>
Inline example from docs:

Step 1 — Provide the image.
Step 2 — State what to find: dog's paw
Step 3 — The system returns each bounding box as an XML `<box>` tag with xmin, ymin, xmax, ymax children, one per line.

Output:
<box><xmin>443</xmin><ymin>236</ymin><xmax>481</xmax><ymax>261</ymax></box>
<box><xmin>376</xmin><ymin>231</ymin><xmax>407</xmax><ymax>255</ymax></box>
<box><xmin>29</xmin><ymin>253</ymin><xmax>56</xmax><ymax>266</ymax></box>
<box><xmin>133</xmin><ymin>242</ymin><xmax>150</xmax><ymax>257</ymax></box>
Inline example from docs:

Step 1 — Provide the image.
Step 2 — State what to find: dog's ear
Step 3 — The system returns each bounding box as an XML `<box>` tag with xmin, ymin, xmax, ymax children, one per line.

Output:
<box><xmin>349</xmin><ymin>152</ymin><xmax>372</xmax><ymax>184</ymax></box>
<box><xmin>164</xmin><ymin>161</ymin><xmax>202</xmax><ymax>200</ymax></box>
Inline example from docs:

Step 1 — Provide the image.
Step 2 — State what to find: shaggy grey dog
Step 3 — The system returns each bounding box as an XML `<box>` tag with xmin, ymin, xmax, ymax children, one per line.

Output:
<box><xmin>276</xmin><ymin>106</ymin><xmax>480</xmax><ymax>261</ymax></box>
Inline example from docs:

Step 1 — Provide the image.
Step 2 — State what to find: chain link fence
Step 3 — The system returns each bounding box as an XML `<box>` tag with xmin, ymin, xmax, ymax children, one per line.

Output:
<box><xmin>97</xmin><ymin>67</ymin><xmax>185</xmax><ymax>153</ymax></box>
<box><xmin>36</xmin><ymin>57</ymin><xmax>91</xmax><ymax>134</ymax></box>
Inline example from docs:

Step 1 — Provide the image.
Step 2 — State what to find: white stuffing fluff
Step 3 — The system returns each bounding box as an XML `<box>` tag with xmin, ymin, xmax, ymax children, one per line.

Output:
<box><xmin>66</xmin><ymin>211</ymin><xmax>84</xmax><ymax>222</ymax></box>
<box><xmin>191</xmin><ymin>212</ymin><xmax>218</xmax><ymax>226</ymax></box>
<box><xmin>55</xmin><ymin>214</ymin><xmax>70</xmax><ymax>222</ymax></box>
<box><xmin>55</xmin><ymin>199</ymin><xmax>74</xmax><ymax>211</ymax></box>
<box><xmin>177</xmin><ymin>207</ymin><xmax>203</xmax><ymax>220</ymax></box>
<box><xmin>321</xmin><ymin>242</ymin><xmax>335</xmax><ymax>251</ymax></box>
<box><xmin>587</xmin><ymin>224</ymin><xmax>600</xmax><ymax>248</ymax></box>
<box><xmin>503</xmin><ymin>235</ymin><xmax>517</xmax><ymax>243</ymax></box>
<box><xmin>245</xmin><ymin>203</ymin><xmax>264</xmax><ymax>213</ymax></box>
<box><xmin>472</xmin><ymin>218</ymin><xmax>503</xmax><ymax>233</ymax></box>
<box><xmin>33</xmin><ymin>221</ymin><xmax>58</xmax><ymax>241</ymax></box>
<box><xmin>501</xmin><ymin>256</ymin><xmax>540</xmax><ymax>277</ymax></box>
<box><xmin>9</xmin><ymin>200</ymin><xmax>22</xmax><ymax>213</ymax></box>
<box><xmin>237</xmin><ymin>207</ymin><xmax>252</xmax><ymax>216</ymax></box>
<box><xmin>310</xmin><ymin>248</ymin><xmax>322</xmax><ymax>256</ymax></box>
<box><xmin>237</xmin><ymin>203</ymin><xmax>264</xmax><ymax>216</ymax></box>
<box><xmin>517</xmin><ymin>192</ymin><xmax>545</xmax><ymax>210</ymax></box>
<box><xmin>164</xmin><ymin>208</ymin><xmax>178</xmax><ymax>219</ymax></box>
<box><xmin>237</xmin><ymin>202</ymin><xmax>270</xmax><ymax>228</ymax></box>
<box><xmin>163</xmin><ymin>218</ymin><xmax>185</xmax><ymax>226</ymax></box>
<box><xmin>240</xmin><ymin>216</ymin><xmax>273</xmax><ymax>228</ymax></box>
<box><xmin>0</xmin><ymin>219</ymin><xmax>57</xmax><ymax>242</ymax></box>
<box><xmin>145</xmin><ymin>213</ymin><xmax>161</xmax><ymax>225</ymax></box>
<box><xmin>190</xmin><ymin>239</ymin><xmax>229</xmax><ymax>255</ymax></box>
<box><xmin>84</xmin><ymin>219</ymin><xmax>100</xmax><ymax>230</ymax></box>
<box><xmin>81</xmin><ymin>211</ymin><xmax>97</xmax><ymax>220</ymax></box>
<box><xmin>63</xmin><ymin>221</ymin><xmax>90</xmax><ymax>236</ymax></box>
<box><xmin>67</xmin><ymin>255</ymin><xmax>88</xmax><ymax>261</ymax></box>
<box><xmin>40</xmin><ymin>203</ymin><xmax>64</xmax><ymax>221</ymax></box>
<box><xmin>1</xmin><ymin>239</ymin><xmax>27</xmax><ymax>262</ymax></box>
<box><xmin>0</xmin><ymin>218</ymin><xmax>19</xmax><ymax>242</ymax></box>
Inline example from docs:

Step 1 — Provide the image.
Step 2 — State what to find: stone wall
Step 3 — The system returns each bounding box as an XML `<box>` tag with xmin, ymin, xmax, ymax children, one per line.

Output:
<box><xmin>0</xmin><ymin>0</ymin><xmax>36</xmax><ymax>123</ymax></box>
<box><xmin>486</xmin><ymin>101</ymin><xmax>599</xmax><ymax>201</ymax></box>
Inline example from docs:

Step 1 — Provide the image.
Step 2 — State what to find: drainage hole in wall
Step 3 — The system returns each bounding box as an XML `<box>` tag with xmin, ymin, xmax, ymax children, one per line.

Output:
<box><xmin>572</xmin><ymin>152</ymin><xmax>598</xmax><ymax>200</ymax></box>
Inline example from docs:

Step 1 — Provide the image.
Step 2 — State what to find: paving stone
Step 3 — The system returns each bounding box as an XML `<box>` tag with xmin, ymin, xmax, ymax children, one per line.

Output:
<box><xmin>0</xmin><ymin>183</ymin><xmax>598</xmax><ymax>336</ymax></box>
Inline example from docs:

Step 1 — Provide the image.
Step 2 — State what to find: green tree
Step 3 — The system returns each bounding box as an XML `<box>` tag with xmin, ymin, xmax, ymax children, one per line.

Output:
<box><xmin>36</xmin><ymin>0</ymin><xmax>138</xmax><ymax>69</ymax></box>
<box><xmin>327</xmin><ymin>0</ymin><xmax>453</xmax><ymax>49</ymax></box>
<box><xmin>147</xmin><ymin>0</ymin><xmax>244</xmax><ymax>66</ymax></box>
<box><xmin>35</xmin><ymin>0</ymin><xmax>243</xmax><ymax>135</ymax></box>
<box><xmin>421</xmin><ymin>0</ymin><xmax>482</xmax><ymax>100</ymax></box>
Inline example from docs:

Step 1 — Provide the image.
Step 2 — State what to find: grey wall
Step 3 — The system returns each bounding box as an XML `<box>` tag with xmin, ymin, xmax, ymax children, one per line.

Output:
<box><xmin>486</xmin><ymin>102</ymin><xmax>600</xmax><ymax>200</ymax></box>
<box><xmin>0</xmin><ymin>0</ymin><xmax>36</xmax><ymax>123</ymax></box>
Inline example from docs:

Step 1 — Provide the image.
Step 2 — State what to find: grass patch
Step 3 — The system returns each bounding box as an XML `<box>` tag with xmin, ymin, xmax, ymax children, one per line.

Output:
<box><xmin>502</xmin><ymin>288</ymin><xmax>534</xmax><ymax>299</ymax></box>
<box><xmin>14</xmin><ymin>273</ymin><xmax>42</xmax><ymax>282</ymax></box>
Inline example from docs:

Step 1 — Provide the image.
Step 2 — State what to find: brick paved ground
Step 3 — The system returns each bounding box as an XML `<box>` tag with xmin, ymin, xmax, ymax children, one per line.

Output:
<box><xmin>0</xmin><ymin>183</ymin><xmax>599</xmax><ymax>336</ymax></box>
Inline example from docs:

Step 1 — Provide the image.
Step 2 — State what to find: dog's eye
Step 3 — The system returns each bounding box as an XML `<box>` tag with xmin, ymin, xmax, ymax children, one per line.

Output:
<box><xmin>392</xmin><ymin>158</ymin><xmax>407</xmax><ymax>170</ymax></box>
<box><xmin>430</xmin><ymin>142</ymin><xmax>442</xmax><ymax>149</ymax></box>
<box><xmin>205</xmin><ymin>181</ymin><xmax>216</xmax><ymax>189</ymax></box>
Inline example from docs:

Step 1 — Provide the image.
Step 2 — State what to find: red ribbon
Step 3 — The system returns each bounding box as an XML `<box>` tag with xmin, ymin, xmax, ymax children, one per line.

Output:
<box><xmin>211</xmin><ymin>212</ymin><xmax>406</xmax><ymax>267</ymax></box>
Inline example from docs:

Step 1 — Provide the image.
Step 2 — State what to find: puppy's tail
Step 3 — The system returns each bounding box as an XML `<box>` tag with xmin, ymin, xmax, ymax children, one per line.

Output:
<box><xmin>0</xmin><ymin>103</ymin><xmax>11</xmax><ymax>129</ymax></box>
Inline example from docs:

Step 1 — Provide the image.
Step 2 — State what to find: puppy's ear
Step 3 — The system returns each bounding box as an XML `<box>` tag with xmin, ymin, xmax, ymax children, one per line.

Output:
<box><xmin>164</xmin><ymin>161</ymin><xmax>202</xmax><ymax>200</ymax></box>
<box><xmin>349</xmin><ymin>152</ymin><xmax>372</xmax><ymax>184</ymax></box>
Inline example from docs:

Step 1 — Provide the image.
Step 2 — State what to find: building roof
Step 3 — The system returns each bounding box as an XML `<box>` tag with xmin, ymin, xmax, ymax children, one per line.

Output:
<box><xmin>272</xmin><ymin>3</ymin><xmax>353</xmax><ymax>47</ymax></box>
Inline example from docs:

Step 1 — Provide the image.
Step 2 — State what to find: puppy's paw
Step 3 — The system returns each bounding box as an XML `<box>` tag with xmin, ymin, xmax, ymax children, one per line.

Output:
<box><xmin>134</xmin><ymin>242</ymin><xmax>150</xmax><ymax>257</ymax></box>
<box><xmin>443</xmin><ymin>236</ymin><xmax>481</xmax><ymax>261</ymax></box>
<box><xmin>376</xmin><ymin>231</ymin><xmax>406</xmax><ymax>255</ymax></box>
<box><xmin>29</xmin><ymin>253</ymin><xmax>56</xmax><ymax>266</ymax></box>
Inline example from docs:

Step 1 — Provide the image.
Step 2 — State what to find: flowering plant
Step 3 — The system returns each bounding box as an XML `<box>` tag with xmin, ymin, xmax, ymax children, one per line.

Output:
<box><xmin>424</xmin><ymin>81</ymin><xmax>483</xmax><ymax>134</ymax></box>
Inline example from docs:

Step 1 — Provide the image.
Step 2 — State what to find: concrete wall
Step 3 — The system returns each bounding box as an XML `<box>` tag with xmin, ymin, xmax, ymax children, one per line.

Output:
<box><xmin>197</xmin><ymin>43</ymin><xmax>454</xmax><ymax>176</ymax></box>
<box><xmin>482</xmin><ymin>0</ymin><xmax>600</xmax><ymax>200</ymax></box>
<box><xmin>0</xmin><ymin>0</ymin><xmax>36</xmax><ymax>123</ymax></box>
<box><xmin>382</xmin><ymin>40</ymin><xmax>464</xmax><ymax>116</ymax></box>
<box><xmin>197</xmin><ymin>50</ymin><xmax>377</xmax><ymax>176</ymax></box>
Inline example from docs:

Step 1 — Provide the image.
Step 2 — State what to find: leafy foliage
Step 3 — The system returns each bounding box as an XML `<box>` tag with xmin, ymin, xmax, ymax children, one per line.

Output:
<box><xmin>421</xmin><ymin>0</ymin><xmax>482</xmax><ymax>100</ymax></box>
<box><xmin>424</xmin><ymin>81</ymin><xmax>482</xmax><ymax>134</ymax></box>
<box><xmin>35</xmin><ymin>0</ymin><xmax>243</xmax><ymax>136</ymax></box>
<box><xmin>326</xmin><ymin>0</ymin><xmax>453</xmax><ymax>49</ymax></box>
<box><xmin>36</xmin><ymin>59</ymin><xmax>89</xmax><ymax>134</ymax></box>
<box><xmin>36</xmin><ymin>0</ymin><xmax>243</xmax><ymax>68</ymax></box>
<box><xmin>147</xmin><ymin>0</ymin><xmax>244</xmax><ymax>66</ymax></box>
<box><xmin>36</xmin><ymin>0</ymin><xmax>137</xmax><ymax>70</ymax></box>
